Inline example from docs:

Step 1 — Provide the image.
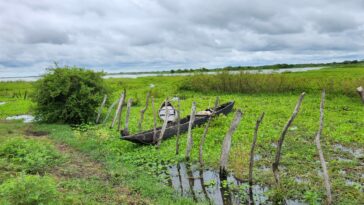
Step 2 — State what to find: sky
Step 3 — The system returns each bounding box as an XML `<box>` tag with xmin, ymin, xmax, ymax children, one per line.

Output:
<box><xmin>1</xmin><ymin>0</ymin><xmax>364</xmax><ymax>77</ymax></box>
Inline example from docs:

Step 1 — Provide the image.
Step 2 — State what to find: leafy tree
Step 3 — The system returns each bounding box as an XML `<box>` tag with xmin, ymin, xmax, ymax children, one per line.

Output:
<box><xmin>34</xmin><ymin>66</ymin><xmax>108</xmax><ymax>124</ymax></box>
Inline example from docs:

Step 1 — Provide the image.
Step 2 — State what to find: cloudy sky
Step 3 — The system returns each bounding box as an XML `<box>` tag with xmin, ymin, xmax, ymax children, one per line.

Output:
<box><xmin>1</xmin><ymin>0</ymin><xmax>364</xmax><ymax>77</ymax></box>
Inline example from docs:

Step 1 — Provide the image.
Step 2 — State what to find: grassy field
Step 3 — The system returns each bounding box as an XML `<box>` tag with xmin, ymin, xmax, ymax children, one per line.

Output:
<box><xmin>0</xmin><ymin>65</ymin><xmax>363</xmax><ymax>204</ymax></box>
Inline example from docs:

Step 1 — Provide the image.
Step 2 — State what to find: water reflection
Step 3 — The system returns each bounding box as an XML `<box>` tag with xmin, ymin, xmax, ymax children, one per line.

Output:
<box><xmin>168</xmin><ymin>162</ymin><xmax>270</xmax><ymax>205</ymax></box>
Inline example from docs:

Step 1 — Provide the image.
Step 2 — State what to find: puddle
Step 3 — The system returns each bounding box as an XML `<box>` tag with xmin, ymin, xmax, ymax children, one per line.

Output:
<box><xmin>254</xmin><ymin>154</ymin><xmax>262</xmax><ymax>161</ymax></box>
<box><xmin>258</xmin><ymin>166</ymin><xmax>271</xmax><ymax>172</ymax></box>
<box><xmin>334</xmin><ymin>144</ymin><xmax>364</xmax><ymax>159</ymax></box>
<box><xmin>337</xmin><ymin>157</ymin><xmax>353</xmax><ymax>163</ymax></box>
<box><xmin>295</xmin><ymin>177</ymin><xmax>308</xmax><ymax>184</ymax></box>
<box><xmin>6</xmin><ymin>115</ymin><xmax>34</xmax><ymax>123</ymax></box>
<box><xmin>166</xmin><ymin>163</ymin><xmax>307</xmax><ymax>205</ymax></box>
<box><xmin>0</xmin><ymin>101</ymin><xmax>6</xmax><ymax>105</ymax></box>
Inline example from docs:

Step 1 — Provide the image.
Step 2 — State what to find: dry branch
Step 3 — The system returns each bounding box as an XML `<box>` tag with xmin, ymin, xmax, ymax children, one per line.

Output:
<box><xmin>315</xmin><ymin>90</ymin><xmax>332</xmax><ymax>204</ymax></box>
<box><xmin>199</xmin><ymin>97</ymin><xmax>219</xmax><ymax>166</ymax></box>
<box><xmin>138</xmin><ymin>91</ymin><xmax>151</xmax><ymax>131</ymax></box>
<box><xmin>96</xmin><ymin>94</ymin><xmax>107</xmax><ymax>124</ymax></box>
<box><xmin>156</xmin><ymin>99</ymin><xmax>169</xmax><ymax>148</ymax></box>
<box><xmin>175</xmin><ymin>98</ymin><xmax>181</xmax><ymax>155</ymax></box>
<box><xmin>219</xmin><ymin>109</ymin><xmax>243</xmax><ymax>175</ymax></box>
<box><xmin>122</xmin><ymin>98</ymin><xmax>133</xmax><ymax>136</ymax></box>
<box><xmin>185</xmin><ymin>102</ymin><xmax>196</xmax><ymax>161</ymax></box>
<box><xmin>249</xmin><ymin>112</ymin><xmax>265</xmax><ymax>186</ymax></box>
<box><xmin>272</xmin><ymin>92</ymin><xmax>305</xmax><ymax>184</ymax></box>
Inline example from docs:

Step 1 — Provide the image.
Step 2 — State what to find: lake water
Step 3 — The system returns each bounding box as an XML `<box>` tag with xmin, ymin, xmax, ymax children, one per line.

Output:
<box><xmin>0</xmin><ymin>67</ymin><xmax>322</xmax><ymax>82</ymax></box>
<box><xmin>5</xmin><ymin>115</ymin><xmax>34</xmax><ymax>123</ymax></box>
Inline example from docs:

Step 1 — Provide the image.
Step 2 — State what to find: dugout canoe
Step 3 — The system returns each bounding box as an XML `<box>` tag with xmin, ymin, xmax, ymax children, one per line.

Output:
<box><xmin>120</xmin><ymin>101</ymin><xmax>234</xmax><ymax>145</ymax></box>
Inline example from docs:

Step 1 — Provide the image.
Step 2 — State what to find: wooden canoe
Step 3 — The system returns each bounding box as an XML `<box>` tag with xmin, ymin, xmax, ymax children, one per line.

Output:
<box><xmin>120</xmin><ymin>101</ymin><xmax>235</xmax><ymax>145</ymax></box>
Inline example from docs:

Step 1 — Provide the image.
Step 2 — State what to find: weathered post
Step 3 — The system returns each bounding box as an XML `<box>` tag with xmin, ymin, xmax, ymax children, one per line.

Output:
<box><xmin>138</xmin><ymin>91</ymin><xmax>151</xmax><ymax>131</ymax></box>
<box><xmin>152</xmin><ymin>97</ymin><xmax>158</xmax><ymax>143</ymax></box>
<box><xmin>357</xmin><ymin>86</ymin><xmax>364</xmax><ymax>103</ymax></box>
<box><xmin>122</xmin><ymin>98</ymin><xmax>133</xmax><ymax>136</ymax></box>
<box><xmin>185</xmin><ymin>102</ymin><xmax>196</xmax><ymax>161</ymax></box>
<box><xmin>219</xmin><ymin>109</ymin><xmax>243</xmax><ymax>176</ymax></box>
<box><xmin>110</xmin><ymin>90</ymin><xmax>125</xmax><ymax>129</ymax></box>
<box><xmin>102</xmin><ymin>100</ymin><xmax>118</xmax><ymax>124</ymax></box>
<box><xmin>249</xmin><ymin>112</ymin><xmax>265</xmax><ymax>186</ymax></box>
<box><xmin>117</xmin><ymin>89</ymin><xmax>127</xmax><ymax>131</ymax></box>
<box><xmin>315</xmin><ymin>90</ymin><xmax>332</xmax><ymax>204</ymax></box>
<box><xmin>156</xmin><ymin>99</ymin><xmax>170</xmax><ymax>148</ymax></box>
<box><xmin>96</xmin><ymin>94</ymin><xmax>108</xmax><ymax>124</ymax></box>
<box><xmin>199</xmin><ymin>97</ymin><xmax>219</xmax><ymax>166</ymax></box>
<box><xmin>175</xmin><ymin>98</ymin><xmax>181</xmax><ymax>155</ymax></box>
<box><xmin>272</xmin><ymin>92</ymin><xmax>305</xmax><ymax>184</ymax></box>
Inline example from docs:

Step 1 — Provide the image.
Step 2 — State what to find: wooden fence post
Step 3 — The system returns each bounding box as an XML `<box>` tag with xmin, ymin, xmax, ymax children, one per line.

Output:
<box><xmin>249</xmin><ymin>112</ymin><xmax>265</xmax><ymax>186</ymax></box>
<box><xmin>219</xmin><ymin>109</ymin><xmax>243</xmax><ymax>175</ymax></box>
<box><xmin>185</xmin><ymin>102</ymin><xmax>196</xmax><ymax>161</ymax></box>
<box><xmin>156</xmin><ymin>99</ymin><xmax>169</xmax><ymax>148</ymax></box>
<box><xmin>175</xmin><ymin>98</ymin><xmax>181</xmax><ymax>155</ymax></box>
<box><xmin>138</xmin><ymin>91</ymin><xmax>151</xmax><ymax>131</ymax></box>
<box><xmin>110</xmin><ymin>90</ymin><xmax>125</xmax><ymax>129</ymax></box>
<box><xmin>117</xmin><ymin>89</ymin><xmax>127</xmax><ymax>131</ymax></box>
<box><xmin>102</xmin><ymin>99</ymin><xmax>118</xmax><ymax>124</ymax></box>
<box><xmin>152</xmin><ymin>97</ymin><xmax>158</xmax><ymax>143</ymax></box>
<box><xmin>122</xmin><ymin>98</ymin><xmax>133</xmax><ymax>136</ymax></box>
<box><xmin>357</xmin><ymin>86</ymin><xmax>364</xmax><ymax>103</ymax></box>
<box><xmin>96</xmin><ymin>94</ymin><xmax>107</xmax><ymax>124</ymax></box>
<box><xmin>199</xmin><ymin>97</ymin><xmax>219</xmax><ymax>166</ymax></box>
<box><xmin>315</xmin><ymin>90</ymin><xmax>332</xmax><ymax>204</ymax></box>
<box><xmin>272</xmin><ymin>92</ymin><xmax>305</xmax><ymax>184</ymax></box>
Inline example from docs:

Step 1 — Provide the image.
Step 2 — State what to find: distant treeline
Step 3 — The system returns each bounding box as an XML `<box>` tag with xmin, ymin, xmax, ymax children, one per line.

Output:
<box><xmin>169</xmin><ymin>59</ymin><xmax>364</xmax><ymax>73</ymax></box>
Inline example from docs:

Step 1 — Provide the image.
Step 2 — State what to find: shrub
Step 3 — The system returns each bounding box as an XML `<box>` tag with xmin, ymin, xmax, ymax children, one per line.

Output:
<box><xmin>0</xmin><ymin>137</ymin><xmax>62</xmax><ymax>174</ymax></box>
<box><xmin>34</xmin><ymin>66</ymin><xmax>109</xmax><ymax>124</ymax></box>
<box><xmin>0</xmin><ymin>175</ymin><xmax>59</xmax><ymax>205</ymax></box>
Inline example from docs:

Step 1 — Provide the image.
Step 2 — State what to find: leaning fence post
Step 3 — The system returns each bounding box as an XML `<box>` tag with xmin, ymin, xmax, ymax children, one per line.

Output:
<box><xmin>249</xmin><ymin>112</ymin><xmax>265</xmax><ymax>186</ymax></box>
<box><xmin>185</xmin><ymin>102</ymin><xmax>196</xmax><ymax>161</ymax></box>
<box><xmin>272</xmin><ymin>92</ymin><xmax>305</xmax><ymax>184</ymax></box>
<box><xmin>96</xmin><ymin>94</ymin><xmax>108</xmax><ymax>124</ymax></box>
<box><xmin>199</xmin><ymin>97</ymin><xmax>219</xmax><ymax>166</ymax></box>
<box><xmin>219</xmin><ymin>109</ymin><xmax>243</xmax><ymax>176</ymax></box>
<box><xmin>138</xmin><ymin>91</ymin><xmax>151</xmax><ymax>131</ymax></box>
<box><xmin>103</xmin><ymin>100</ymin><xmax>118</xmax><ymax>124</ymax></box>
<box><xmin>122</xmin><ymin>98</ymin><xmax>133</xmax><ymax>136</ymax></box>
<box><xmin>117</xmin><ymin>90</ymin><xmax>127</xmax><ymax>131</ymax></box>
<box><xmin>175</xmin><ymin>98</ymin><xmax>181</xmax><ymax>155</ymax></box>
<box><xmin>156</xmin><ymin>99</ymin><xmax>170</xmax><ymax>148</ymax></box>
<box><xmin>110</xmin><ymin>90</ymin><xmax>126</xmax><ymax>129</ymax></box>
<box><xmin>357</xmin><ymin>86</ymin><xmax>364</xmax><ymax>104</ymax></box>
<box><xmin>315</xmin><ymin>90</ymin><xmax>332</xmax><ymax>204</ymax></box>
<box><xmin>152</xmin><ymin>97</ymin><xmax>158</xmax><ymax>143</ymax></box>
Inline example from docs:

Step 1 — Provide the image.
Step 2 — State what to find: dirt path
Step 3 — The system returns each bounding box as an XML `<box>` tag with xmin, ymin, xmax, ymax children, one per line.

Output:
<box><xmin>25</xmin><ymin>129</ymin><xmax>149</xmax><ymax>205</ymax></box>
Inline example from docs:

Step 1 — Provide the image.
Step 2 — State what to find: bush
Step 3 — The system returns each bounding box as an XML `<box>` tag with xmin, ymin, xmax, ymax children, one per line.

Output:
<box><xmin>0</xmin><ymin>137</ymin><xmax>62</xmax><ymax>174</ymax></box>
<box><xmin>34</xmin><ymin>66</ymin><xmax>109</xmax><ymax>124</ymax></box>
<box><xmin>0</xmin><ymin>175</ymin><xmax>59</xmax><ymax>205</ymax></box>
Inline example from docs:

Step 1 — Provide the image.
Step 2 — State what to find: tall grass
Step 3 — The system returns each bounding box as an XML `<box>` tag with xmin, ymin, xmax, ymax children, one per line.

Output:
<box><xmin>181</xmin><ymin>68</ymin><xmax>364</xmax><ymax>96</ymax></box>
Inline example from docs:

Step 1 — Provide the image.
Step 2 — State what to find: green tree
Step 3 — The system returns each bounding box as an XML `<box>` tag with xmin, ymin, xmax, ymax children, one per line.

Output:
<box><xmin>34</xmin><ymin>66</ymin><xmax>109</xmax><ymax>124</ymax></box>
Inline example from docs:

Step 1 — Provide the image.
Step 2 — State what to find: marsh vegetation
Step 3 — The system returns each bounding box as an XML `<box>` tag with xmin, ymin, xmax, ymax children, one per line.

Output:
<box><xmin>0</xmin><ymin>64</ymin><xmax>363</xmax><ymax>204</ymax></box>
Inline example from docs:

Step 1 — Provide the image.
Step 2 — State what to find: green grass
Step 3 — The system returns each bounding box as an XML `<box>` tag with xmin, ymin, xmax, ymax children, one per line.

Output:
<box><xmin>182</xmin><ymin>65</ymin><xmax>364</xmax><ymax>97</ymax></box>
<box><xmin>0</xmin><ymin>64</ymin><xmax>363</xmax><ymax>204</ymax></box>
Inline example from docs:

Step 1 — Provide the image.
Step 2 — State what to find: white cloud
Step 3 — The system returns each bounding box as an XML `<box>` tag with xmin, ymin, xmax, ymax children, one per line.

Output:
<box><xmin>0</xmin><ymin>0</ymin><xmax>364</xmax><ymax>77</ymax></box>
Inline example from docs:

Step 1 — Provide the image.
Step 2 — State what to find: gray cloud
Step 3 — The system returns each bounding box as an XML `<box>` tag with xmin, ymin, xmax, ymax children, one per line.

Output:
<box><xmin>0</xmin><ymin>0</ymin><xmax>364</xmax><ymax>77</ymax></box>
